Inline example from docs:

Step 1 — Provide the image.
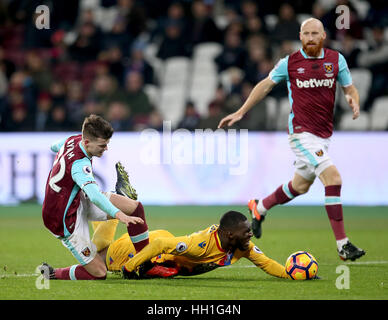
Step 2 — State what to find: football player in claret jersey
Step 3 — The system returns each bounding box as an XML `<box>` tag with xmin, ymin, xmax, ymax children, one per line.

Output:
<box><xmin>39</xmin><ymin>114</ymin><xmax>160</xmax><ymax>280</ymax></box>
<box><xmin>218</xmin><ymin>18</ymin><xmax>365</xmax><ymax>261</ymax></box>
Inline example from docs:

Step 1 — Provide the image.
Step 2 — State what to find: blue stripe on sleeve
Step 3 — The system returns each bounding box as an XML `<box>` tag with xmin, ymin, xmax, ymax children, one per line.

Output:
<box><xmin>337</xmin><ymin>53</ymin><xmax>352</xmax><ymax>87</ymax></box>
<box><xmin>71</xmin><ymin>158</ymin><xmax>96</xmax><ymax>188</ymax></box>
<box><xmin>71</xmin><ymin>158</ymin><xmax>119</xmax><ymax>218</ymax></box>
<box><xmin>269</xmin><ymin>56</ymin><xmax>289</xmax><ymax>83</ymax></box>
<box><xmin>50</xmin><ymin>137</ymin><xmax>67</xmax><ymax>153</ymax></box>
<box><xmin>83</xmin><ymin>183</ymin><xmax>119</xmax><ymax>218</ymax></box>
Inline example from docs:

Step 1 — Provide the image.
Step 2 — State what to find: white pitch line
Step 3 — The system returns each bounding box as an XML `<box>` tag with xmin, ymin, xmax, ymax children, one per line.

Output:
<box><xmin>1</xmin><ymin>262</ymin><xmax>387</xmax><ymax>277</ymax></box>
<box><xmin>1</xmin><ymin>271</ymin><xmax>116</xmax><ymax>279</ymax></box>
<box><xmin>344</xmin><ymin>260</ymin><xmax>388</xmax><ymax>265</ymax></box>
<box><xmin>220</xmin><ymin>261</ymin><xmax>388</xmax><ymax>269</ymax></box>
<box><xmin>1</xmin><ymin>273</ymin><xmax>37</xmax><ymax>278</ymax></box>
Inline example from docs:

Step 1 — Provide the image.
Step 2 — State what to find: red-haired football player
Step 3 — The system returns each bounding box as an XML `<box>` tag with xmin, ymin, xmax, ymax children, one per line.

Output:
<box><xmin>218</xmin><ymin>18</ymin><xmax>365</xmax><ymax>261</ymax></box>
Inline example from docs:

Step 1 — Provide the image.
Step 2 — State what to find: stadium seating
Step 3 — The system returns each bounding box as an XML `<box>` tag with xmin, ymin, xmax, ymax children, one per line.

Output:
<box><xmin>157</xmin><ymin>57</ymin><xmax>191</xmax><ymax>125</ymax></box>
<box><xmin>370</xmin><ymin>96</ymin><xmax>388</xmax><ymax>131</ymax></box>
<box><xmin>144</xmin><ymin>42</ymin><xmax>164</xmax><ymax>84</ymax></box>
<box><xmin>53</xmin><ymin>61</ymin><xmax>80</xmax><ymax>82</ymax></box>
<box><xmin>4</xmin><ymin>48</ymin><xmax>25</xmax><ymax>67</ymax></box>
<box><xmin>264</xmin><ymin>96</ymin><xmax>278</xmax><ymax>131</ymax></box>
<box><xmin>276</xmin><ymin>98</ymin><xmax>291</xmax><ymax>131</ymax></box>
<box><xmin>337</xmin><ymin>68</ymin><xmax>371</xmax><ymax>111</ymax></box>
<box><xmin>162</xmin><ymin>57</ymin><xmax>191</xmax><ymax>87</ymax></box>
<box><xmin>218</xmin><ymin>67</ymin><xmax>244</xmax><ymax>94</ymax></box>
<box><xmin>264</xmin><ymin>15</ymin><xmax>278</xmax><ymax>32</ymax></box>
<box><xmin>339</xmin><ymin>111</ymin><xmax>370</xmax><ymax>131</ymax></box>
<box><xmin>189</xmin><ymin>43</ymin><xmax>222</xmax><ymax>117</ymax></box>
<box><xmin>192</xmin><ymin>42</ymin><xmax>223</xmax><ymax>60</ymax></box>
<box><xmin>159</xmin><ymin>87</ymin><xmax>186</xmax><ymax>128</ymax></box>
<box><xmin>144</xmin><ymin>84</ymin><xmax>160</xmax><ymax>108</ymax></box>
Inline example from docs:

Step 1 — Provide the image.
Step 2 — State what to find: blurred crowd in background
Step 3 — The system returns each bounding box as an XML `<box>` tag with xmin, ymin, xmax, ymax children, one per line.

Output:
<box><xmin>0</xmin><ymin>0</ymin><xmax>387</xmax><ymax>132</ymax></box>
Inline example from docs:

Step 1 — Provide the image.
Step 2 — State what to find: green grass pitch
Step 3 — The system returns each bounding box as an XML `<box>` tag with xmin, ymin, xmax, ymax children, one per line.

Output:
<box><xmin>0</xmin><ymin>204</ymin><xmax>387</xmax><ymax>300</ymax></box>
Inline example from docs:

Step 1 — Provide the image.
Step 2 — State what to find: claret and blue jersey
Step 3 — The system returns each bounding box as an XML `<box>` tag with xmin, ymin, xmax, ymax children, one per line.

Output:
<box><xmin>269</xmin><ymin>48</ymin><xmax>353</xmax><ymax>138</ymax></box>
<box><xmin>42</xmin><ymin>134</ymin><xmax>119</xmax><ymax>238</ymax></box>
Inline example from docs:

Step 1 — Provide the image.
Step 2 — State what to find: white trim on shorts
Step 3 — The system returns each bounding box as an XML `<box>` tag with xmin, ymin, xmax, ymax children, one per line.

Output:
<box><xmin>60</xmin><ymin>191</ymin><xmax>112</xmax><ymax>265</ymax></box>
<box><xmin>288</xmin><ymin>132</ymin><xmax>333</xmax><ymax>181</ymax></box>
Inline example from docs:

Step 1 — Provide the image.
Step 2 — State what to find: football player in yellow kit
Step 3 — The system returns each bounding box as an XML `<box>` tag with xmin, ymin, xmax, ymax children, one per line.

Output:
<box><xmin>92</xmin><ymin>211</ymin><xmax>290</xmax><ymax>279</ymax></box>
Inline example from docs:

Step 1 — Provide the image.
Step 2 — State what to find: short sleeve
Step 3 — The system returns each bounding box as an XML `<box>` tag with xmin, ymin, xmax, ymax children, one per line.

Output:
<box><xmin>71</xmin><ymin>157</ymin><xmax>96</xmax><ymax>189</ymax></box>
<box><xmin>337</xmin><ymin>53</ymin><xmax>352</xmax><ymax>87</ymax></box>
<box><xmin>269</xmin><ymin>56</ymin><xmax>289</xmax><ymax>83</ymax></box>
<box><xmin>50</xmin><ymin>137</ymin><xmax>67</xmax><ymax>153</ymax></box>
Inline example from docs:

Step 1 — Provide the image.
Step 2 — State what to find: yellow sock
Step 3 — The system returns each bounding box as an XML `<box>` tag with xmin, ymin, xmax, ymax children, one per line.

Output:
<box><xmin>91</xmin><ymin>219</ymin><xmax>119</xmax><ymax>252</ymax></box>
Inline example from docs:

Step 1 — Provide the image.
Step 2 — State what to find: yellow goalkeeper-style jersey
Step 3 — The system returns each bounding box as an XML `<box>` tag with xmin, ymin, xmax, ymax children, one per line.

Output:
<box><xmin>108</xmin><ymin>224</ymin><xmax>289</xmax><ymax>279</ymax></box>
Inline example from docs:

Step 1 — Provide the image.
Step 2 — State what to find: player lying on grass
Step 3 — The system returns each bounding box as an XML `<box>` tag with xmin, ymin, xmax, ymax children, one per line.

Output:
<box><xmin>92</xmin><ymin>212</ymin><xmax>291</xmax><ymax>280</ymax></box>
<box><xmin>90</xmin><ymin>171</ymin><xmax>312</xmax><ymax>280</ymax></box>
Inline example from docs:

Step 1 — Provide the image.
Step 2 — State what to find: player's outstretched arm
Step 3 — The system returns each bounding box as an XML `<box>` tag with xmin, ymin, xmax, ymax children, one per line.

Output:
<box><xmin>245</xmin><ymin>244</ymin><xmax>289</xmax><ymax>279</ymax></box>
<box><xmin>342</xmin><ymin>84</ymin><xmax>360</xmax><ymax>119</ymax></box>
<box><xmin>218</xmin><ymin>77</ymin><xmax>276</xmax><ymax>128</ymax></box>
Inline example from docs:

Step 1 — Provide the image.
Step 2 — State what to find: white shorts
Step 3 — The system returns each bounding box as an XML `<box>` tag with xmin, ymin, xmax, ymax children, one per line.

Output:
<box><xmin>61</xmin><ymin>191</ymin><xmax>112</xmax><ymax>266</ymax></box>
<box><xmin>288</xmin><ymin>132</ymin><xmax>333</xmax><ymax>181</ymax></box>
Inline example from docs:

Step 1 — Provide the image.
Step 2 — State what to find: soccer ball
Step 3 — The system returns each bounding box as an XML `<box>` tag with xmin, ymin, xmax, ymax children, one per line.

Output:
<box><xmin>285</xmin><ymin>251</ymin><xmax>318</xmax><ymax>280</ymax></box>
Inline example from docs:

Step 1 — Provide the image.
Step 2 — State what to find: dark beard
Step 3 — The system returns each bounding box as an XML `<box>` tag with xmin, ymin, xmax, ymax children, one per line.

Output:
<box><xmin>303</xmin><ymin>40</ymin><xmax>324</xmax><ymax>57</ymax></box>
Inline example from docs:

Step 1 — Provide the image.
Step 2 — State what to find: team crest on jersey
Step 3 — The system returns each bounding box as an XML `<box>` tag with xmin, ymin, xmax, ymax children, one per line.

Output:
<box><xmin>323</xmin><ymin>62</ymin><xmax>333</xmax><ymax>73</ymax></box>
<box><xmin>315</xmin><ymin>149</ymin><xmax>324</xmax><ymax>157</ymax></box>
<box><xmin>208</xmin><ymin>224</ymin><xmax>218</xmax><ymax>233</ymax></box>
<box><xmin>81</xmin><ymin>247</ymin><xmax>91</xmax><ymax>257</ymax></box>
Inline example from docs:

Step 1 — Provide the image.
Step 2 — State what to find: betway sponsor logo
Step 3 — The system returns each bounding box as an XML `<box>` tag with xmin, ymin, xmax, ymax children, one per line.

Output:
<box><xmin>296</xmin><ymin>78</ymin><xmax>335</xmax><ymax>88</ymax></box>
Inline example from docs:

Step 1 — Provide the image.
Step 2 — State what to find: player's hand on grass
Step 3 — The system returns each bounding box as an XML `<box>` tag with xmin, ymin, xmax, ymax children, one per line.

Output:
<box><xmin>116</xmin><ymin>211</ymin><xmax>144</xmax><ymax>227</ymax></box>
<box><xmin>345</xmin><ymin>95</ymin><xmax>360</xmax><ymax>120</ymax></box>
<box><xmin>218</xmin><ymin>111</ymin><xmax>243</xmax><ymax>129</ymax></box>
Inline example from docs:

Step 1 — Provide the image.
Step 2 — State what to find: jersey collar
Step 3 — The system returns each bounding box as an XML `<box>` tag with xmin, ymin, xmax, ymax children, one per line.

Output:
<box><xmin>79</xmin><ymin>141</ymin><xmax>92</xmax><ymax>160</ymax></box>
<box><xmin>300</xmin><ymin>48</ymin><xmax>324</xmax><ymax>59</ymax></box>
<box><xmin>214</xmin><ymin>231</ymin><xmax>226</xmax><ymax>252</ymax></box>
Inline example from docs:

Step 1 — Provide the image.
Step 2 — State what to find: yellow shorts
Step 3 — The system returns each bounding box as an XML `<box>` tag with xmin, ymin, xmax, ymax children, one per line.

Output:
<box><xmin>106</xmin><ymin>229</ymin><xmax>175</xmax><ymax>271</ymax></box>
